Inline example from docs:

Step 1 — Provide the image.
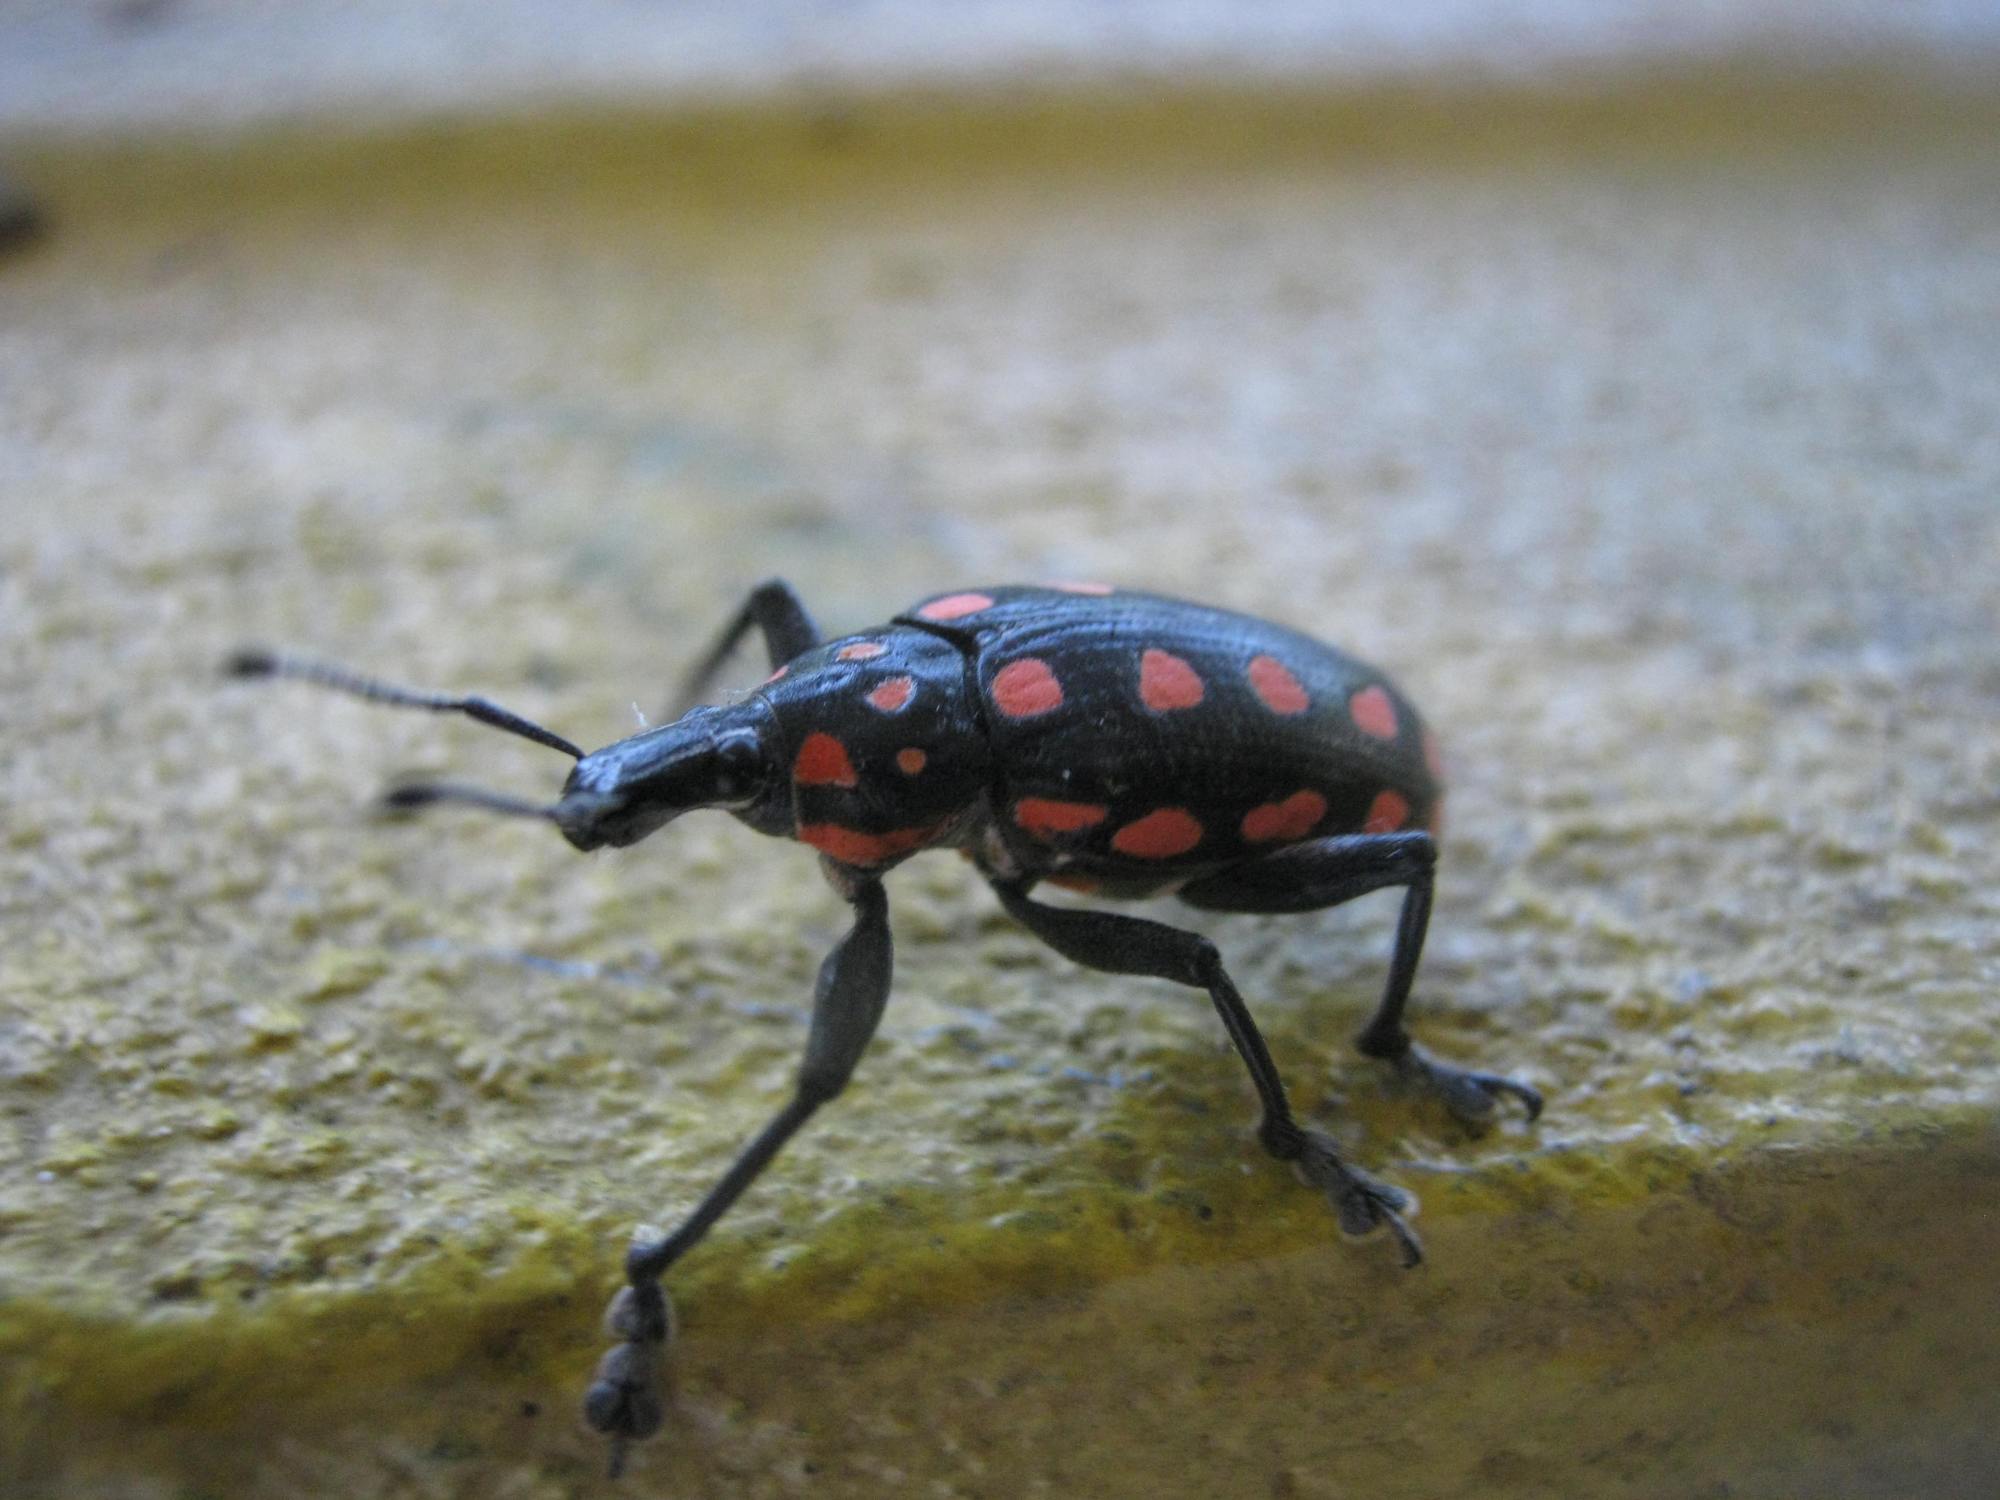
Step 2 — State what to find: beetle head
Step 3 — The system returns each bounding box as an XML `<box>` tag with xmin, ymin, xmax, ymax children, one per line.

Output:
<box><xmin>554</xmin><ymin>704</ymin><xmax>773</xmax><ymax>851</ymax></box>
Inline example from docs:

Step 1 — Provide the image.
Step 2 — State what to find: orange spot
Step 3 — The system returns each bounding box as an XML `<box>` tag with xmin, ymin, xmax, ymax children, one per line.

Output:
<box><xmin>1423</xmin><ymin>730</ymin><xmax>1445</xmax><ymax>781</ymax></box>
<box><xmin>1139</xmin><ymin>648</ymin><xmax>1205</xmax><ymax>712</ymax></box>
<box><xmin>917</xmin><ymin>592</ymin><xmax>994</xmax><ymax>622</ymax></box>
<box><xmin>1111</xmin><ymin>808</ymin><xmax>1204</xmax><ymax>859</ymax></box>
<box><xmin>793</xmin><ymin>732</ymin><xmax>858</xmax><ymax>788</ymax></box>
<box><xmin>1241</xmin><ymin>790</ymin><xmax>1328</xmax><ymax>843</ymax></box>
<box><xmin>1349</xmin><ymin>685</ymin><xmax>1399</xmax><ymax>740</ymax></box>
<box><xmin>1050</xmin><ymin>581</ymin><xmax>1114</xmax><ymax>595</ymax></box>
<box><xmin>797</xmin><ymin>822</ymin><xmax>937</xmax><ymax>866</ymax></box>
<box><xmin>764</xmin><ymin>664</ymin><xmax>789</xmax><ymax>684</ymax></box>
<box><xmin>1047</xmin><ymin>872</ymin><xmax>1102</xmax><ymax>893</ymax></box>
<box><xmin>1014</xmin><ymin>797</ymin><xmax>1108</xmax><ymax>838</ymax></box>
<box><xmin>1422</xmin><ymin>796</ymin><xmax>1446</xmax><ymax>838</ymax></box>
<box><xmin>837</xmin><ymin>641</ymin><xmax>887</xmax><ymax>661</ymax></box>
<box><xmin>867</xmin><ymin>676</ymin><xmax>915</xmax><ymax>713</ymax></box>
<box><xmin>1362</xmin><ymin>790</ymin><xmax>1411</xmax><ymax>834</ymax></box>
<box><xmin>896</xmin><ymin>748</ymin><xmax>928</xmax><ymax>775</ymax></box>
<box><xmin>1248</xmin><ymin>655</ymin><xmax>1309</xmax><ymax>715</ymax></box>
<box><xmin>991</xmin><ymin>658</ymin><xmax>1064</xmax><ymax>719</ymax></box>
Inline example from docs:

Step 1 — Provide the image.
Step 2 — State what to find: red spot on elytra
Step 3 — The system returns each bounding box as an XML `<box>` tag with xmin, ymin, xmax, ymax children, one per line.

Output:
<box><xmin>797</xmin><ymin>822</ymin><xmax>936</xmax><ymax>866</ymax></box>
<box><xmin>1050</xmin><ymin>581</ymin><xmax>1114</xmax><ymax>595</ymax></box>
<box><xmin>866</xmin><ymin>676</ymin><xmax>915</xmax><ymax>713</ymax></box>
<box><xmin>917</xmin><ymin>592</ymin><xmax>994</xmax><ymax>622</ymax></box>
<box><xmin>793</xmin><ymin>732</ymin><xmax>858</xmax><ymax>788</ymax></box>
<box><xmin>1362</xmin><ymin>790</ymin><xmax>1410</xmax><ymax>834</ymax></box>
<box><xmin>1248</xmin><ymin>655</ymin><xmax>1309</xmax><ymax>715</ymax></box>
<box><xmin>1348</xmin><ymin>685</ymin><xmax>1399</xmax><ymax>740</ymax></box>
<box><xmin>837</xmin><ymin>641</ymin><xmax>887</xmax><ymax>661</ymax></box>
<box><xmin>764</xmin><ymin>664</ymin><xmax>789</xmax><ymax>684</ymax></box>
<box><xmin>991</xmin><ymin>658</ymin><xmax>1064</xmax><ymax>718</ymax></box>
<box><xmin>1423</xmin><ymin>730</ymin><xmax>1445</xmax><ymax>781</ymax></box>
<box><xmin>1014</xmin><ymin>797</ymin><xmax>1108</xmax><ymax>839</ymax></box>
<box><xmin>1139</xmin><ymin>648</ymin><xmax>1205</xmax><ymax>711</ymax></box>
<box><xmin>1241</xmin><ymin>790</ymin><xmax>1328</xmax><ymax>843</ymax></box>
<box><xmin>1111</xmin><ymin>808</ymin><xmax>1204</xmax><ymax>859</ymax></box>
<box><xmin>895</xmin><ymin>748</ymin><xmax>927</xmax><ymax>775</ymax></box>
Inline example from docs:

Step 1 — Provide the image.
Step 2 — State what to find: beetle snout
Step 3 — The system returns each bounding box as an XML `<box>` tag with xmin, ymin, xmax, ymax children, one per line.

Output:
<box><xmin>554</xmin><ymin>790</ymin><xmax>616</xmax><ymax>851</ymax></box>
<box><xmin>555</xmin><ymin>706</ymin><xmax>773</xmax><ymax>853</ymax></box>
<box><xmin>553</xmin><ymin>789</ymin><xmax>670</xmax><ymax>851</ymax></box>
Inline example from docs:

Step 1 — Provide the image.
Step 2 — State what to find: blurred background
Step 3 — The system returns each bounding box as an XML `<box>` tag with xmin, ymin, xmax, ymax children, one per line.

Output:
<box><xmin>3</xmin><ymin>5</ymin><xmax>1998</xmax><ymax>1498</ymax></box>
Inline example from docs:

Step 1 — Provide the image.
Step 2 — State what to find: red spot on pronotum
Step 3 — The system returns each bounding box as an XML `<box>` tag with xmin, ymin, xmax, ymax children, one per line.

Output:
<box><xmin>793</xmin><ymin>732</ymin><xmax>859</xmax><ymax>788</ymax></box>
<box><xmin>896</xmin><ymin>748</ymin><xmax>927</xmax><ymax>775</ymax></box>
<box><xmin>1348</xmin><ymin>685</ymin><xmax>1399</xmax><ymax>740</ymax></box>
<box><xmin>991</xmin><ymin>658</ymin><xmax>1064</xmax><ymax>719</ymax></box>
<box><xmin>1111</xmin><ymin>808</ymin><xmax>1204</xmax><ymax>859</ymax></box>
<box><xmin>1049</xmin><ymin>581</ymin><xmax>1115</xmax><ymax>595</ymax></box>
<box><xmin>917</xmin><ymin>592</ymin><xmax>994</xmax><ymax>622</ymax></box>
<box><xmin>866</xmin><ymin>676</ymin><xmax>915</xmax><ymax>713</ymax></box>
<box><xmin>764</xmin><ymin>664</ymin><xmax>789</xmax><ymax>684</ymax></box>
<box><xmin>1240</xmin><ymin>790</ymin><xmax>1328</xmax><ymax>843</ymax></box>
<box><xmin>1248</xmin><ymin>655</ymin><xmax>1309</xmax><ymax>715</ymax></box>
<box><xmin>1139</xmin><ymin>649</ymin><xmax>1205</xmax><ymax>712</ymax></box>
<box><xmin>1362</xmin><ymin>790</ymin><xmax>1410</xmax><ymax>834</ymax></box>
<box><xmin>1014</xmin><ymin>797</ymin><xmax>1108</xmax><ymax>838</ymax></box>
<box><xmin>797</xmin><ymin>823</ymin><xmax>938</xmax><ymax>866</ymax></box>
<box><xmin>837</xmin><ymin>641</ymin><xmax>887</xmax><ymax>661</ymax></box>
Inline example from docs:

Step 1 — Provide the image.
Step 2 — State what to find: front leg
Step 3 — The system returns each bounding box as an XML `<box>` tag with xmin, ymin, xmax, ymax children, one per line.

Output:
<box><xmin>667</xmin><ymin>577</ymin><xmax>820</xmax><ymax>718</ymax></box>
<box><xmin>989</xmin><ymin>879</ymin><xmax>1422</xmax><ymax>1267</ymax></box>
<box><xmin>584</xmin><ymin>870</ymin><xmax>892</xmax><ymax>1472</ymax></box>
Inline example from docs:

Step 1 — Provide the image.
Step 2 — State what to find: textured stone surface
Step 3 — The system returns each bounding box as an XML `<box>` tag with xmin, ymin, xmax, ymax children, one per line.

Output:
<box><xmin>2</xmin><ymin>82</ymin><xmax>1997</xmax><ymax>1496</ymax></box>
<box><xmin>5</xmin><ymin>1</ymin><xmax>1997</xmax><ymax>136</ymax></box>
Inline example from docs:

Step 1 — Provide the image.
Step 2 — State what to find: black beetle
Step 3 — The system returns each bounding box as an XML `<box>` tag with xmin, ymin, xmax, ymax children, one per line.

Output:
<box><xmin>230</xmin><ymin>579</ymin><xmax>1541</xmax><ymax>1469</ymax></box>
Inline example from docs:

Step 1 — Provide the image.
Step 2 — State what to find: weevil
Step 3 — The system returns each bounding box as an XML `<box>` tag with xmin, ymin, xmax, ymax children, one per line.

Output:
<box><xmin>229</xmin><ymin>580</ymin><xmax>1542</xmax><ymax>1471</ymax></box>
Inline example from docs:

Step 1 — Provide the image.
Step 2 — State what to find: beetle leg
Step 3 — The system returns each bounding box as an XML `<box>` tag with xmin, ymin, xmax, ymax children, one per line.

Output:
<box><xmin>667</xmin><ymin>577</ymin><xmax>820</xmax><ymax>717</ymax></box>
<box><xmin>990</xmin><ymin>879</ymin><xmax>1422</xmax><ymax>1268</ymax></box>
<box><xmin>1180</xmin><ymin>834</ymin><xmax>1544</xmax><ymax>1128</ymax></box>
<box><xmin>584</xmin><ymin>874</ymin><xmax>892</xmax><ymax>1465</ymax></box>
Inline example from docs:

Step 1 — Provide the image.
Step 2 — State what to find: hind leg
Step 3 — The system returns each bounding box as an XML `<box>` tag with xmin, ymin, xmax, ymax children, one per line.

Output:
<box><xmin>1180</xmin><ymin>834</ymin><xmax>1542</xmax><ymax>1127</ymax></box>
<box><xmin>990</xmin><ymin>879</ymin><xmax>1422</xmax><ymax>1267</ymax></box>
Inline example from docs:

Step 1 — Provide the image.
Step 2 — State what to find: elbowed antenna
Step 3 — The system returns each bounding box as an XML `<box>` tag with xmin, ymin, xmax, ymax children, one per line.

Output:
<box><xmin>225</xmin><ymin>648</ymin><xmax>585</xmax><ymax>760</ymax></box>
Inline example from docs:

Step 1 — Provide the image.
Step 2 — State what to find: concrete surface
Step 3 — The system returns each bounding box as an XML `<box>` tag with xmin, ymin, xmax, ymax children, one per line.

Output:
<box><xmin>2</xmin><ymin>75</ymin><xmax>1998</xmax><ymax>1499</ymax></box>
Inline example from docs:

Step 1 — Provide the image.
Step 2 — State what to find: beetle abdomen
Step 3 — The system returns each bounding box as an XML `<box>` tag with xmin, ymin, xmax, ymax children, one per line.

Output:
<box><xmin>901</xmin><ymin>586</ymin><xmax>1440</xmax><ymax>884</ymax></box>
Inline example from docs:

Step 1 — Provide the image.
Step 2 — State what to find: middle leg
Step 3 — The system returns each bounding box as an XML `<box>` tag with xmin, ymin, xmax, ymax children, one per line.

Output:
<box><xmin>990</xmin><ymin>879</ymin><xmax>1422</xmax><ymax>1266</ymax></box>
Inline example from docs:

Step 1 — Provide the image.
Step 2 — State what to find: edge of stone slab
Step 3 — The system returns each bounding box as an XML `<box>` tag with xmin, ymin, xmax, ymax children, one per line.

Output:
<box><xmin>2</xmin><ymin>61</ymin><xmax>1998</xmax><ymax>163</ymax></box>
<box><xmin>3</xmin><ymin>1112</ymin><xmax>1993</xmax><ymax>1468</ymax></box>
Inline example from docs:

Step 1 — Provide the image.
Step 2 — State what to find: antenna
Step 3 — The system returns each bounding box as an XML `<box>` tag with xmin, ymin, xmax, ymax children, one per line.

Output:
<box><xmin>380</xmin><ymin>781</ymin><xmax>560</xmax><ymax>822</ymax></box>
<box><xmin>225</xmin><ymin>648</ymin><xmax>585</xmax><ymax>760</ymax></box>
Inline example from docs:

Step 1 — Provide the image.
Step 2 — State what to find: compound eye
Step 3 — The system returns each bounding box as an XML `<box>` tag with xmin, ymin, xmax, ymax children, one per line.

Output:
<box><xmin>710</xmin><ymin>729</ymin><xmax>766</xmax><ymax>802</ymax></box>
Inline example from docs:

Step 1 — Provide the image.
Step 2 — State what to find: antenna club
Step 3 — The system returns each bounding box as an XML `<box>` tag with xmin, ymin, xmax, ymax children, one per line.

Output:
<box><xmin>223</xmin><ymin>648</ymin><xmax>279</xmax><ymax>678</ymax></box>
<box><xmin>381</xmin><ymin>785</ymin><xmax>443</xmax><ymax>811</ymax></box>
